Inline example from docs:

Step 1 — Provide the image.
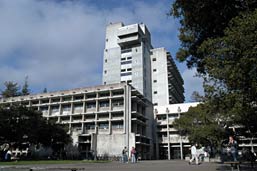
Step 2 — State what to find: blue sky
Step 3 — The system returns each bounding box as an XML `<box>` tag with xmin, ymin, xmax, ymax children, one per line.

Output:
<box><xmin>0</xmin><ymin>0</ymin><xmax>203</xmax><ymax>102</ymax></box>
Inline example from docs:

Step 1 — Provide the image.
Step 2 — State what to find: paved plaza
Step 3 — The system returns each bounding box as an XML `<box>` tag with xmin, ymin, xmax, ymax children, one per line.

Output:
<box><xmin>0</xmin><ymin>160</ymin><xmax>256</xmax><ymax>171</ymax></box>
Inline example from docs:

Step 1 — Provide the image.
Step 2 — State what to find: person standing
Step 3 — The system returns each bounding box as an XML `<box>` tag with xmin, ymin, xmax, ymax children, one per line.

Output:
<box><xmin>130</xmin><ymin>147</ymin><xmax>136</xmax><ymax>163</ymax></box>
<box><xmin>134</xmin><ymin>148</ymin><xmax>138</xmax><ymax>162</ymax></box>
<box><xmin>228</xmin><ymin>136</ymin><xmax>238</xmax><ymax>161</ymax></box>
<box><xmin>189</xmin><ymin>143</ymin><xmax>199</xmax><ymax>165</ymax></box>
<box><xmin>122</xmin><ymin>146</ymin><xmax>128</xmax><ymax>163</ymax></box>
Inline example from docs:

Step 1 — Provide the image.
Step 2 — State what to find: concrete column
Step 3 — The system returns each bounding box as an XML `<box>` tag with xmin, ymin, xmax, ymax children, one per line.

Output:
<box><xmin>154</xmin><ymin>112</ymin><xmax>159</xmax><ymax>160</ymax></box>
<box><xmin>109</xmin><ymin>112</ymin><xmax>112</xmax><ymax>135</ymax></box>
<box><xmin>57</xmin><ymin>103</ymin><xmax>61</xmax><ymax>123</ymax></box>
<box><xmin>167</xmin><ymin>113</ymin><xmax>170</xmax><ymax>160</ymax></box>
<box><xmin>178</xmin><ymin>107</ymin><xmax>183</xmax><ymax>160</ymax></box>
<box><xmin>38</xmin><ymin>99</ymin><xmax>41</xmax><ymax>111</ymax></box>
<box><xmin>81</xmin><ymin>115</ymin><xmax>85</xmax><ymax>134</ymax></box>
<box><xmin>124</xmin><ymin>85</ymin><xmax>130</xmax><ymax>154</ymax></box>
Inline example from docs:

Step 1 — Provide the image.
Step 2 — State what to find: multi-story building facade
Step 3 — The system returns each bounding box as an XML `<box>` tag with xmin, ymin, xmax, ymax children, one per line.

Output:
<box><xmin>151</xmin><ymin>48</ymin><xmax>184</xmax><ymax>106</ymax></box>
<box><xmin>0</xmin><ymin>83</ymin><xmax>155</xmax><ymax>159</ymax></box>
<box><xmin>0</xmin><ymin>22</ymin><xmax>187</xmax><ymax>160</ymax></box>
<box><xmin>102</xmin><ymin>22</ymin><xmax>153</xmax><ymax>101</ymax></box>
<box><xmin>102</xmin><ymin>22</ymin><xmax>184</xmax><ymax>105</ymax></box>
<box><xmin>154</xmin><ymin>102</ymin><xmax>199</xmax><ymax>160</ymax></box>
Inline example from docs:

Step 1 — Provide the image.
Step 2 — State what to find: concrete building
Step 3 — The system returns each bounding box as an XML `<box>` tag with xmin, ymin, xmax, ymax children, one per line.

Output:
<box><xmin>103</xmin><ymin>22</ymin><xmax>153</xmax><ymax>101</ymax></box>
<box><xmin>151</xmin><ymin>48</ymin><xmax>184</xmax><ymax>106</ymax></box>
<box><xmin>154</xmin><ymin>102</ymin><xmax>199</xmax><ymax>160</ymax></box>
<box><xmin>0</xmin><ymin>83</ymin><xmax>155</xmax><ymax>159</ymax></box>
<box><xmin>0</xmin><ymin>22</ymin><xmax>186</xmax><ymax>160</ymax></box>
<box><xmin>102</xmin><ymin>22</ymin><xmax>184</xmax><ymax>105</ymax></box>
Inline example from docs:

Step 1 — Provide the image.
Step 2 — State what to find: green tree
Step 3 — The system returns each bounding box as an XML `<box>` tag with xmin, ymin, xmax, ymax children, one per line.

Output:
<box><xmin>174</xmin><ymin>102</ymin><xmax>227</xmax><ymax>147</ymax></box>
<box><xmin>43</xmin><ymin>87</ymin><xmax>47</xmax><ymax>93</ymax></box>
<box><xmin>1</xmin><ymin>81</ymin><xmax>21</xmax><ymax>98</ymax></box>
<box><xmin>198</xmin><ymin>10</ymin><xmax>257</xmax><ymax>137</ymax></box>
<box><xmin>21</xmin><ymin>76</ymin><xmax>30</xmax><ymax>96</ymax></box>
<box><xmin>0</xmin><ymin>105</ymin><xmax>71</xmax><ymax>148</ymax></box>
<box><xmin>171</xmin><ymin>1</ymin><xmax>257</xmax><ymax>146</ymax></box>
<box><xmin>170</xmin><ymin>0</ymin><xmax>257</xmax><ymax>72</ymax></box>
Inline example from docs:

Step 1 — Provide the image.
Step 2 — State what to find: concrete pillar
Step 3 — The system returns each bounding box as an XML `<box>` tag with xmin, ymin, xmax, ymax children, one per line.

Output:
<box><xmin>167</xmin><ymin>113</ymin><xmax>170</xmax><ymax>160</ymax></box>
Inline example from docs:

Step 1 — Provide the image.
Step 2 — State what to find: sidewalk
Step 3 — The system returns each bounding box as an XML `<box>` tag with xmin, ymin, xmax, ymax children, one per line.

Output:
<box><xmin>0</xmin><ymin>160</ymin><xmax>255</xmax><ymax>171</ymax></box>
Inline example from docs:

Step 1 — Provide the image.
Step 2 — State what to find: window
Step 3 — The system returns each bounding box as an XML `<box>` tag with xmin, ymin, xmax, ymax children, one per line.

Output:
<box><xmin>153</xmin><ymin>80</ymin><xmax>157</xmax><ymax>83</ymax></box>
<box><xmin>105</xmin><ymin>59</ymin><xmax>107</xmax><ymax>63</ymax></box>
<box><xmin>74</xmin><ymin>104</ymin><xmax>83</xmax><ymax>111</ymax></box>
<box><xmin>112</xmin><ymin>100</ymin><xmax>124</xmax><ymax>107</ymax></box>
<box><xmin>51</xmin><ymin>98</ymin><xmax>60</xmax><ymax>103</ymax></box>
<box><xmin>87</xmin><ymin>103</ymin><xmax>96</xmax><ymax>108</ymax></box>
<box><xmin>121</xmin><ymin>69</ymin><xmax>126</xmax><ymax>72</ymax></box>
<box><xmin>120</xmin><ymin>72</ymin><xmax>132</xmax><ymax>76</ymax></box>
<box><xmin>105</xmin><ymin>49</ymin><xmax>108</xmax><ymax>52</ymax></box>
<box><xmin>121</xmin><ymin>48</ymin><xmax>132</xmax><ymax>53</ymax></box>
<box><xmin>86</xmin><ymin>124</ymin><xmax>95</xmax><ymax>130</ymax></box>
<box><xmin>104</xmin><ymin>82</ymin><xmax>106</xmax><ymax>85</ymax></box>
<box><xmin>152</xmin><ymin>58</ymin><xmax>156</xmax><ymax>61</ymax></box>
<box><xmin>104</xmin><ymin>70</ymin><xmax>107</xmax><ymax>74</ymax></box>
<box><xmin>154</xmin><ymin>91</ymin><xmax>158</xmax><ymax>94</ymax></box>
<box><xmin>106</xmin><ymin>38</ymin><xmax>108</xmax><ymax>42</ymax></box>
<box><xmin>153</xmin><ymin>103</ymin><xmax>158</xmax><ymax>106</ymax></box>
<box><xmin>74</xmin><ymin>95</ymin><xmax>83</xmax><ymax>100</ymax></box>
<box><xmin>121</xmin><ymin>61</ymin><xmax>132</xmax><ymax>65</ymax></box>
<box><xmin>127</xmin><ymin>56</ymin><xmax>132</xmax><ymax>60</ymax></box>
<box><xmin>86</xmin><ymin>93</ymin><xmax>96</xmax><ymax>98</ymax></box>
<box><xmin>99</xmin><ymin>123</ymin><xmax>109</xmax><ymax>129</ymax></box>
<box><xmin>99</xmin><ymin>92</ymin><xmax>110</xmax><ymax>97</ymax></box>
<box><xmin>121</xmin><ymin>58</ymin><xmax>126</xmax><ymax>61</ymax></box>
<box><xmin>127</xmin><ymin>80</ymin><xmax>132</xmax><ymax>84</ymax></box>
<box><xmin>63</xmin><ymin>97</ymin><xmax>72</xmax><ymax>101</ymax></box>
<box><xmin>100</xmin><ymin>101</ymin><xmax>109</xmax><ymax>107</ymax></box>
<box><xmin>51</xmin><ymin>106</ymin><xmax>59</xmax><ymax>113</ymax></box>
<box><xmin>153</xmin><ymin>69</ymin><xmax>157</xmax><ymax>72</ymax></box>
<box><xmin>127</xmin><ymin>68</ymin><xmax>132</xmax><ymax>71</ymax></box>
<box><xmin>112</xmin><ymin>122</ymin><xmax>123</xmax><ymax>129</ymax></box>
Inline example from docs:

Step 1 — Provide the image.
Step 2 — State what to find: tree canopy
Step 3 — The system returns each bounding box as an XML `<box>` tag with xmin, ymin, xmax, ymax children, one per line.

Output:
<box><xmin>1</xmin><ymin>77</ymin><xmax>31</xmax><ymax>98</ymax></box>
<box><xmin>1</xmin><ymin>81</ymin><xmax>20</xmax><ymax>98</ymax></box>
<box><xmin>171</xmin><ymin>1</ymin><xmax>257</xmax><ymax>145</ymax></box>
<box><xmin>171</xmin><ymin>0</ymin><xmax>257</xmax><ymax>72</ymax></box>
<box><xmin>174</xmin><ymin>103</ymin><xmax>226</xmax><ymax>147</ymax></box>
<box><xmin>0</xmin><ymin>105</ymin><xmax>71</xmax><ymax>147</ymax></box>
<box><xmin>21</xmin><ymin>76</ymin><xmax>30</xmax><ymax>96</ymax></box>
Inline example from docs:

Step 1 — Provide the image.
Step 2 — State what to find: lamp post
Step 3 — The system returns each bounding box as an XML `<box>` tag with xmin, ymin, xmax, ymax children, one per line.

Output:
<box><xmin>166</xmin><ymin>107</ymin><xmax>171</xmax><ymax>160</ymax></box>
<box><xmin>177</xmin><ymin>106</ymin><xmax>183</xmax><ymax>160</ymax></box>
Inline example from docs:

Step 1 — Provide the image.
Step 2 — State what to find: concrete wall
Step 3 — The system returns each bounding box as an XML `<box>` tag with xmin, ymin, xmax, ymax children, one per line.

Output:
<box><xmin>96</xmin><ymin>133</ymin><xmax>135</xmax><ymax>157</ymax></box>
<box><xmin>103</xmin><ymin>23</ymin><xmax>123</xmax><ymax>85</ymax></box>
<box><xmin>102</xmin><ymin>22</ymin><xmax>153</xmax><ymax>102</ymax></box>
<box><xmin>151</xmin><ymin>48</ymin><xmax>169</xmax><ymax>106</ymax></box>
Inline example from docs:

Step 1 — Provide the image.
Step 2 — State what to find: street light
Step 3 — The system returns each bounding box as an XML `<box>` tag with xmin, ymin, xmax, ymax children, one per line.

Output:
<box><xmin>177</xmin><ymin>106</ymin><xmax>183</xmax><ymax>160</ymax></box>
<box><xmin>166</xmin><ymin>107</ymin><xmax>171</xmax><ymax>160</ymax></box>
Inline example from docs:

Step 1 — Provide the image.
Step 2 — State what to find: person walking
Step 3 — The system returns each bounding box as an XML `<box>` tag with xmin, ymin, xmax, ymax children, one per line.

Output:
<box><xmin>189</xmin><ymin>143</ymin><xmax>199</xmax><ymax>165</ymax></box>
<box><xmin>130</xmin><ymin>147</ymin><xmax>136</xmax><ymax>163</ymax></box>
<box><xmin>228</xmin><ymin>136</ymin><xmax>238</xmax><ymax>161</ymax></box>
<box><xmin>122</xmin><ymin>146</ymin><xmax>128</xmax><ymax>163</ymax></box>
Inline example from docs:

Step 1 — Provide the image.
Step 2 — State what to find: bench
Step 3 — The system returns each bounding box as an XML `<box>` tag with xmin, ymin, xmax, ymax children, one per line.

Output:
<box><xmin>224</xmin><ymin>161</ymin><xmax>240</xmax><ymax>171</ymax></box>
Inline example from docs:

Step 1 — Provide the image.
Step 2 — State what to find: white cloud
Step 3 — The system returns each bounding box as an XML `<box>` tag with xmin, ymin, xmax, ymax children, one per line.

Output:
<box><xmin>0</xmin><ymin>0</ymin><xmax>203</xmax><ymax>100</ymax></box>
<box><xmin>182</xmin><ymin>68</ymin><xmax>204</xmax><ymax>102</ymax></box>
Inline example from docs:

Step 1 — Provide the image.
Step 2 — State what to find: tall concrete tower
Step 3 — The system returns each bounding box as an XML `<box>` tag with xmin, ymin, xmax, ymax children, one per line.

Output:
<box><xmin>102</xmin><ymin>22</ymin><xmax>153</xmax><ymax>101</ymax></box>
<box><xmin>151</xmin><ymin>48</ymin><xmax>185</xmax><ymax>106</ymax></box>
